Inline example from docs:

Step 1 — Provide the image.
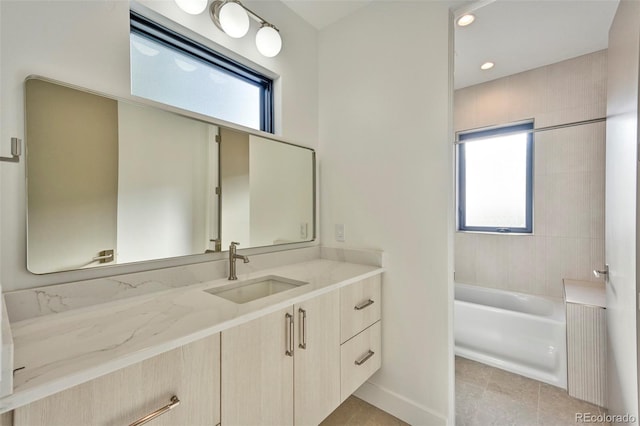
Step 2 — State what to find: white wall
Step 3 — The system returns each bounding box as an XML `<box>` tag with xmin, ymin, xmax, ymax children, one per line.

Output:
<box><xmin>0</xmin><ymin>0</ymin><xmax>318</xmax><ymax>291</ymax></box>
<box><xmin>0</xmin><ymin>0</ymin><xmax>4</xmax><ymax>382</ymax></box>
<box><xmin>606</xmin><ymin>0</ymin><xmax>640</xmax><ymax>419</ymax></box>
<box><xmin>319</xmin><ymin>2</ymin><xmax>452</xmax><ymax>424</ymax></box>
<box><xmin>454</xmin><ymin>51</ymin><xmax>607</xmax><ymax>299</ymax></box>
<box><xmin>117</xmin><ymin>102</ymin><xmax>213</xmax><ymax>263</ymax></box>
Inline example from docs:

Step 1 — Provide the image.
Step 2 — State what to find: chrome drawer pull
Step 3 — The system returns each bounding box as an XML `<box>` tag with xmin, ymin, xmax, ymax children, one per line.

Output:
<box><xmin>129</xmin><ymin>395</ymin><xmax>180</xmax><ymax>426</ymax></box>
<box><xmin>285</xmin><ymin>313</ymin><xmax>294</xmax><ymax>356</ymax></box>
<box><xmin>354</xmin><ymin>299</ymin><xmax>374</xmax><ymax>310</ymax></box>
<box><xmin>355</xmin><ymin>350</ymin><xmax>375</xmax><ymax>366</ymax></box>
<box><xmin>298</xmin><ymin>308</ymin><xmax>307</xmax><ymax>349</ymax></box>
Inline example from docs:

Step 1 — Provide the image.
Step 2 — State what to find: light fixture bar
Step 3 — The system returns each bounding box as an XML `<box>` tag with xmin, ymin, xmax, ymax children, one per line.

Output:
<box><xmin>241</xmin><ymin>3</ymin><xmax>279</xmax><ymax>31</ymax></box>
<box><xmin>210</xmin><ymin>0</ymin><xmax>279</xmax><ymax>32</ymax></box>
<box><xmin>210</xmin><ymin>0</ymin><xmax>282</xmax><ymax>57</ymax></box>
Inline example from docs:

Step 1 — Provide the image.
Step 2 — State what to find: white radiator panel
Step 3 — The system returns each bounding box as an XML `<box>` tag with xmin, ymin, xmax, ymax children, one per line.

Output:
<box><xmin>567</xmin><ymin>302</ymin><xmax>607</xmax><ymax>407</ymax></box>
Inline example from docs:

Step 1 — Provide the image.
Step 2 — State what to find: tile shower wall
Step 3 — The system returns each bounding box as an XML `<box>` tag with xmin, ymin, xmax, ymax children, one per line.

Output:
<box><xmin>454</xmin><ymin>50</ymin><xmax>606</xmax><ymax>299</ymax></box>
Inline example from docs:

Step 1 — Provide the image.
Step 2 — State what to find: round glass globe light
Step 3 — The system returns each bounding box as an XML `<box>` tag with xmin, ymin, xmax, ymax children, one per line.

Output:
<box><xmin>219</xmin><ymin>2</ymin><xmax>250</xmax><ymax>38</ymax></box>
<box><xmin>174</xmin><ymin>0</ymin><xmax>208</xmax><ymax>15</ymax></box>
<box><xmin>255</xmin><ymin>26</ymin><xmax>282</xmax><ymax>57</ymax></box>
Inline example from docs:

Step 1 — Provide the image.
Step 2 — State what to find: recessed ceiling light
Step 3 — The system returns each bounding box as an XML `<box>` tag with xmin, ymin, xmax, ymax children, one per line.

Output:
<box><xmin>480</xmin><ymin>62</ymin><xmax>495</xmax><ymax>70</ymax></box>
<box><xmin>456</xmin><ymin>14</ymin><xmax>475</xmax><ymax>27</ymax></box>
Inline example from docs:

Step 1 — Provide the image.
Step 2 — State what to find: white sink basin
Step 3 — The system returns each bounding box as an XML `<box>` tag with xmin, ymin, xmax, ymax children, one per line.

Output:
<box><xmin>204</xmin><ymin>275</ymin><xmax>309</xmax><ymax>304</ymax></box>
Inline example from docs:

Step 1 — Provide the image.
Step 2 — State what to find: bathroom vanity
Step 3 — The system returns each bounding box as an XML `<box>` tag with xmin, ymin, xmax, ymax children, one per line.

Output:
<box><xmin>0</xmin><ymin>75</ymin><xmax>384</xmax><ymax>425</ymax></box>
<box><xmin>0</xmin><ymin>255</ymin><xmax>383</xmax><ymax>425</ymax></box>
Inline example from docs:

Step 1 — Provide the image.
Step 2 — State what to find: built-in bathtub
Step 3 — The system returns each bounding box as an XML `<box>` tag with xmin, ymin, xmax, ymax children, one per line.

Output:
<box><xmin>454</xmin><ymin>282</ymin><xmax>567</xmax><ymax>388</ymax></box>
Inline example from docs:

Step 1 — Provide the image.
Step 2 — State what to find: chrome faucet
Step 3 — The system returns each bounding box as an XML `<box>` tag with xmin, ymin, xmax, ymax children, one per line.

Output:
<box><xmin>228</xmin><ymin>241</ymin><xmax>250</xmax><ymax>280</ymax></box>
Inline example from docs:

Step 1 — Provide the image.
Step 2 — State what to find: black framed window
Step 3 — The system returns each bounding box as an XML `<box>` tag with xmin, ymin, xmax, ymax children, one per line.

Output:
<box><xmin>130</xmin><ymin>11</ymin><xmax>274</xmax><ymax>132</ymax></box>
<box><xmin>457</xmin><ymin>121</ymin><xmax>534</xmax><ymax>233</ymax></box>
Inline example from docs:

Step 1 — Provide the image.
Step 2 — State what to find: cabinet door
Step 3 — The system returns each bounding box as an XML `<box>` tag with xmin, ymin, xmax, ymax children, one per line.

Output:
<box><xmin>294</xmin><ymin>290</ymin><xmax>341</xmax><ymax>426</ymax></box>
<box><xmin>221</xmin><ymin>306</ymin><xmax>294</xmax><ymax>426</ymax></box>
<box><xmin>14</xmin><ymin>334</ymin><xmax>220</xmax><ymax>426</ymax></box>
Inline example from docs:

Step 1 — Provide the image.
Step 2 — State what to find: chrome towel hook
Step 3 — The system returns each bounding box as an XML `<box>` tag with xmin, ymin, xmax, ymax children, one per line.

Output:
<box><xmin>0</xmin><ymin>138</ymin><xmax>22</xmax><ymax>163</ymax></box>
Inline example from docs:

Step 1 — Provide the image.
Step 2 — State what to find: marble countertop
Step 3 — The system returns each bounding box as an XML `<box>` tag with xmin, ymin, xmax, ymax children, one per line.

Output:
<box><xmin>0</xmin><ymin>259</ymin><xmax>383</xmax><ymax>413</ymax></box>
<box><xmin>563</xmin><ymin>279</ymin><xmax>606</xmax><ymax>308</ymax></box>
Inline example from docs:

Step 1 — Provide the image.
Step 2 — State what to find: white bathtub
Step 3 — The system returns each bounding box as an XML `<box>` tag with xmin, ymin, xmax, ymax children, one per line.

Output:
<box><xmin>454</xmin><ymin>282</ymin><xmax>567</xmax><ymax>388</ymax></box>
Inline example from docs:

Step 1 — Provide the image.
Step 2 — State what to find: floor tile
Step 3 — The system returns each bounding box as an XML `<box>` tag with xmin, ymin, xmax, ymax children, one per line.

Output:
<box><xmin>538</xmin><ymin>383</ymin><xmax>604</xmax><ymax>422</ymax></box>
<box><xmin>320</xmin><ymin>396</ymin><xmax>408</xmax><ymax>426</ymax></box>
<box><xmin>455</xmin><ymin>356</ymin><xmax>608</xmax><ymax>426</ymax></box>
<box><xmin>486</xmin><ymin>367</ymin><xmax>541</xmax><ymax>408</ymax></box>
<box><xmin>455</xmin><ymin>356</ymin><xmax>493</xmax><ymax>388</ymax></box>
<box><xmin>472</xmin><ymin>388</ymin><xmax>539</xmax><ymax>426</ymax></box>
<box><xmin>321</xmin><ymin>396</ymin><xmax>363</xmax><ymax>425</ymax></box>
<box><xmin>456</xmin><ymin>379</ymin><xmax>485</xmax><ymax>422</ymax></box>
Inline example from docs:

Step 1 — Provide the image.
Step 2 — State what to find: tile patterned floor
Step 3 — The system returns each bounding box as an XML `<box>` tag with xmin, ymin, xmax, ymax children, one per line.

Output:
<box><xmin>321</xmin><ymin>395</ymin><xmax>409</xmax><ymax>426</ymax></box>
<box><xmin>320</xmin><ymin>357</ymin><xmax>607</xmax><ymax>425</ymax></box>
<box><xmin>456</xmin><ymin>356</ymin><xmax>608</xmax><ymax>426</ymax></box>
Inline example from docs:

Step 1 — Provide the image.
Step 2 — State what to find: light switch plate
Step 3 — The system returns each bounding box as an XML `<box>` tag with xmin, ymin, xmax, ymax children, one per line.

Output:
<box><xmin>335</xmin><ymin>224</ymin><xmax>345</xmax><ymax>242</ymax></box>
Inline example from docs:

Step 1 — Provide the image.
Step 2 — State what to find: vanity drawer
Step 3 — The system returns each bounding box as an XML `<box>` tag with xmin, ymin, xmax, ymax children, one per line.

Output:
<box><xmin>340</xmin><ymin>275</ymin><xmax>381</xmax><ymax>343</ymax></box>
<box><xmin>14</xmin><ymin>335</ymin><xmax>220</xmax><ymax>426</ymax></box>
<box><xmin>340</xmin><ymin>321</ymin><xmax>381</xmax><ymax>402</ymax></box>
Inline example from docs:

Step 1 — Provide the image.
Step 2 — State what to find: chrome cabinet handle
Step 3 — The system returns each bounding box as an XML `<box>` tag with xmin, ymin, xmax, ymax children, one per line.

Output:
<box><xmin>354</xmin><ymin>299</ymin><xmax>375</xmax><ymax>310</ymax></box>
<box><xmin>92</xmin><ymin>253</ymin><xmax>113</xmax><ymax>261</ymax></box>
<box><xmin>285</xmin><ymin>313</ymin><xmax>294</xmax><ymax>356</ymax></box>
<box><xmin>129</xmin><ymin>395</ymin><xmax>180</xmax><ymax>426</ymax></box>
<box><xmin>593</xmin><ymin>264</ymin><xmax>609</xmax><ymax>278</ymax></box>
<box><xmin>92</xmin><ymin>249</ymin><xmax>114</xmax><ymax>263</ymax></box>
<box><xmin>298</xmin><ymin>308</ymin><xmax>307</xmax><ymax>349</ymax></box>
<box><xmin>354</xmin><ymin>350</ymin><xmax>375</xmax><ymax>366</ymax></box>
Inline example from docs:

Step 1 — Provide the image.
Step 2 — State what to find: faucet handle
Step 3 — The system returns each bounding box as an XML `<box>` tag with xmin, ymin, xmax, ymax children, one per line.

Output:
<box><xmin>230</xmin><ymin>241</ymin><xmax>240</xmax><ymax>247</ymax></box>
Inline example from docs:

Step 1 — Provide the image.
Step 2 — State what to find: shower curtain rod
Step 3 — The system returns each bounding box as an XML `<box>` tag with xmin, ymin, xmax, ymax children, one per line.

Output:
<box><xmin>454</xmin><ymin>117</ymin><xmax>606</xmax><ymax>144</ymax></box>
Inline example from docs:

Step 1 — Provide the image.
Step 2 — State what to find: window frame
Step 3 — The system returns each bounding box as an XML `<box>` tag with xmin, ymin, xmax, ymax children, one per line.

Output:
<box><xmin>130</xmin><ymin>11</ymin><xmax>274</xmax><ymax>133</ymax></box>
<box><xmin>457</xmin><ymin>121</ymin><xmax>534</xmax><ymax>234</ymax></box>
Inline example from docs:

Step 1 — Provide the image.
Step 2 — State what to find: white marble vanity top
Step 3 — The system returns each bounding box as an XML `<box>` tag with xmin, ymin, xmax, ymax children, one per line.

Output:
<box><xmin>563</xmin><ymin>279</ymin><xmax>606</xmax><ymax>308</ymax></box>
<box><xmin>0</xmin><ymin>258</ymin><xmax>383</xmax><ymax>413</ymax></box>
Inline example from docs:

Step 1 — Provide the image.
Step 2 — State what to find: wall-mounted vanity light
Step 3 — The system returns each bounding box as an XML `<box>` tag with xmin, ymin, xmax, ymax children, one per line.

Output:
<box><xmin>175</xmin><ymin>0</ymin><xmax>208</xmax><ymax>15</ymax></box>
<box><xmin>174</xmin><ymin>0</ymin><xmax>282</xmax><ymax>58</ymax></box>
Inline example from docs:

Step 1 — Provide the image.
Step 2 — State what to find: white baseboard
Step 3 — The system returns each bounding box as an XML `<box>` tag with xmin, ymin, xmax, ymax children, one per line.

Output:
<box><xmin>354</xmin><ymin>381</ymin><xmax>448</xmax><ymax>425</ymax></box>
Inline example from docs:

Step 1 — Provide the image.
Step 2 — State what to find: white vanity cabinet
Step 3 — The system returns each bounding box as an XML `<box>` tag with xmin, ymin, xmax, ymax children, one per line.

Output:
<box><xmin>339</xmin><ymin>274</ymin><xmax>382</xmax><ymax>402</ymax></box>
<box><xmin>1</xmin><ymin>267</ymin><xmax>383</xmax><ymax>426</ymax></box>
<box><xmin>221</xmin><ymin>306</ymin><xmax>294</xmax><ymax>426</ymax></box>
<box><xmin>221</xmin><ymin>290</ymin><xmax>341</xmax><ymax>426</ymax></box>
<box><xmin>294</xmin><ymin>290</ymin><xmax>341</xmax><ymax>426</ymax></box>
<box><xmin>12</xmin><ymin>334</ymin><xmax>220</xmax><ymax>426</ymax></box>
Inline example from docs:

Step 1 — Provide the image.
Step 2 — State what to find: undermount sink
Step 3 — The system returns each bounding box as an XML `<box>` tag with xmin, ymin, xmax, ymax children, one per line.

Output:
<box><xmin>204</xmin><ymin>275</ymin><xmax>309</xmax><ymax>304</ymax></box>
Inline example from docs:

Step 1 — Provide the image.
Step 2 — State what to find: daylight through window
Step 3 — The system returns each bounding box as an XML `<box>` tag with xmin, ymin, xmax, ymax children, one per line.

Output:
<box><xmin>457</xmin><ymin>122</ymin><xmax>534</xmax><ymax>233</ymax></box>
<box><xmin>130</xmin><ymin>11</ymin><xmax>274</xmax><ymax>132</ymax></box>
